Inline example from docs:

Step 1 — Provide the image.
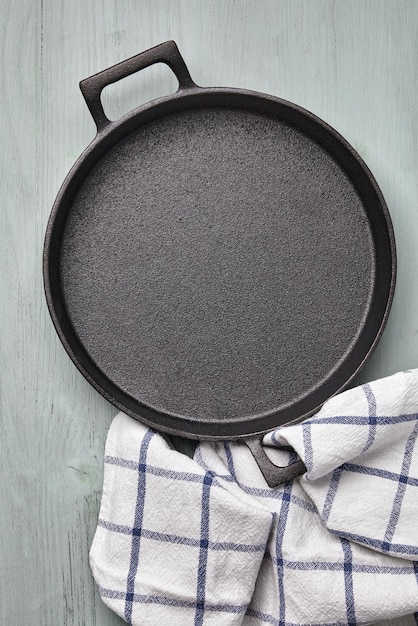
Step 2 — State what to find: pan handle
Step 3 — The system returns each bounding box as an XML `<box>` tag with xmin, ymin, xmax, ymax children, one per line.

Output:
<box><xmin>245</xmin><ymin>438</ymin><xmax>306</xmax><ymax>488</ymax></box>
<box><xmin>79</xmin><ymin>40</ymin><xmax>197</xmax><ymax>132</ymax></box>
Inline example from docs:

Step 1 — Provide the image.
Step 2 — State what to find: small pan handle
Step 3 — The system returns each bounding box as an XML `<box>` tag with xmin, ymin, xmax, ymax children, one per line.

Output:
<box><xmin>245</xmin><ymin>438</ymin><xmax>306</xmax><ymax>488</ymax></box>
<box><xmin>79</xmin><ymin>40</ymin><xmax>197</xmax><ymax>132</ymax></box>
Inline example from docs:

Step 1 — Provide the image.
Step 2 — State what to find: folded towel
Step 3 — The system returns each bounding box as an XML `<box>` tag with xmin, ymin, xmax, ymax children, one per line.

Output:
<box><xmin>90</xmin><ymin>369</ymin><xmax>418</xmax><ymax>625</ymax></box>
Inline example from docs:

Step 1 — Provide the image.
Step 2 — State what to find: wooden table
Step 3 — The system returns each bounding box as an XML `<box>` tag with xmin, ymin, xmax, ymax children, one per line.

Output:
<box><xmin>1</xmin><ymin>1</ymin><xmax>417</xmax><ymax>623</ymax></box>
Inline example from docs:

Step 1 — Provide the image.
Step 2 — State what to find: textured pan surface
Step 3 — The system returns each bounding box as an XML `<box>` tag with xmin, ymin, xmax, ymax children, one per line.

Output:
<box><xmin>56</xmin><ymin>101</ymin><xmax>390</xmax><ymax>437</ymax></box>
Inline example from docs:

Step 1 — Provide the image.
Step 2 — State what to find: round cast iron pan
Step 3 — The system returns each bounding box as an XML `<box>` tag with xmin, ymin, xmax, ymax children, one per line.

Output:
<box><xmin>43</xmin><ymin>41</ymin><xmax>396</xmax><ymax>486</ymax></box>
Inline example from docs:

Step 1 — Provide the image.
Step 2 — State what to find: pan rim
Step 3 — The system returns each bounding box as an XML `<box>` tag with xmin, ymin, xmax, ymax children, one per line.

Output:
<box><xmin>43</xmin><ymin>86</ymin><xmax>396</xmax><ymax>440</ymax></box>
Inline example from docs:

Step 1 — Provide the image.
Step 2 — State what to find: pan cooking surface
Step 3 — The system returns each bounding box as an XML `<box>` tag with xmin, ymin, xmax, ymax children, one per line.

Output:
<box><xmin>60</xmin><ymin>106</ymin><xmax>375</xmax><ymax>424</ymax></box>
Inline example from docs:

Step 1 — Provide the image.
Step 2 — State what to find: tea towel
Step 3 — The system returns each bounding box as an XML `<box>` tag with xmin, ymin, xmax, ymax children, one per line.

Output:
<box><xmin>90</xmin><ymin>369</ymin><xmax>418</xmax><ymax>625</ymax></box>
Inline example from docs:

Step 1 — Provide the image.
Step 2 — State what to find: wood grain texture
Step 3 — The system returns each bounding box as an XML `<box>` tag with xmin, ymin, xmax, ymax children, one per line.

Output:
<box><xmin>1</xmin><ymin>0</ymin><xmax>417</xmax><ymax>624</ymax></box>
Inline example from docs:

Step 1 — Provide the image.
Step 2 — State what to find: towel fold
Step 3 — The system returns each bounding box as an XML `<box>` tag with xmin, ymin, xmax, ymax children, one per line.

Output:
<box><xmin>90</xmin><ymin>369</ymin><xmax>418</xmax><ymax>625</ymax></box>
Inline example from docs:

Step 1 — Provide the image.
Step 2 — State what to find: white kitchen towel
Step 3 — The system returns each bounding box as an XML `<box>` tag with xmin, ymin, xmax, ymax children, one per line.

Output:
<box><xmin>90</xmin><ymin>369</ymin><xmax>418</xmax><ymax>625</ymax></box>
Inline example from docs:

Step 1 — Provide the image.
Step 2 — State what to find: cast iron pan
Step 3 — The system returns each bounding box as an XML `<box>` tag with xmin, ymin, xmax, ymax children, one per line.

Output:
<box><xmin>43</xmin><ymin>41</ymin><xmax>396</xmax><ymax>486</ymax></box>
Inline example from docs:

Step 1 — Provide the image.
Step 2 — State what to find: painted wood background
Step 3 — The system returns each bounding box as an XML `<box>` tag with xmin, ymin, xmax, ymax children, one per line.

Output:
<box><xmin>1</xmin><ymin>0</ymin><xmax>417</xmax><ymax>623</ymax></box>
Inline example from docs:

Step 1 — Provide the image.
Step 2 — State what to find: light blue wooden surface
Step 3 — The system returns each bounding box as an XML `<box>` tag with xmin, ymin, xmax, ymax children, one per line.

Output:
<box><xmin>1</xmin><ymin>1</ymin><xmax>417</xmax><ymax>623</ymax></box>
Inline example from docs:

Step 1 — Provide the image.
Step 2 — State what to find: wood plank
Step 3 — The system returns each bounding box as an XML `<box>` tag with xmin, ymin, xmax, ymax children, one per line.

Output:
<box><xmin>1</xmin><ymin>0</ymin><xmax>417</xmax><ymax>623</ymax></box>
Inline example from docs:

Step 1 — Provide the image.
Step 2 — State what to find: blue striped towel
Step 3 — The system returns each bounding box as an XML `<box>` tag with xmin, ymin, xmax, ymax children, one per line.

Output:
<box><xmin>90</xmin><ymin>369</ymin><xmax>418</xmax><ymax>625</ymax></box>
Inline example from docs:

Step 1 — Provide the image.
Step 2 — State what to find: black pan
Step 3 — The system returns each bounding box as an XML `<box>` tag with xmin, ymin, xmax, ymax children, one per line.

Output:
<box><xmin>43</xmin><ymin>41</ymin><xmax>396</xmax><ymax>486</ymax></box>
